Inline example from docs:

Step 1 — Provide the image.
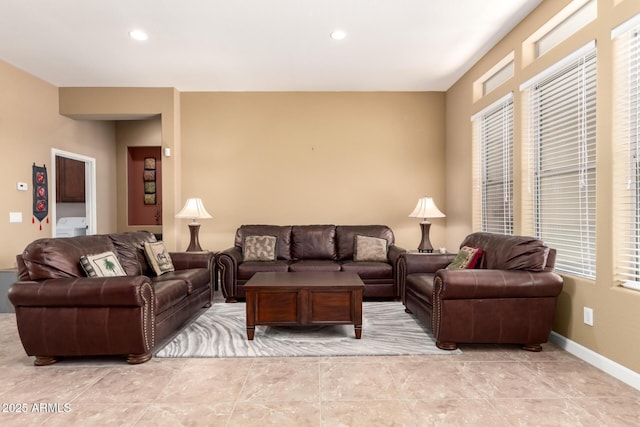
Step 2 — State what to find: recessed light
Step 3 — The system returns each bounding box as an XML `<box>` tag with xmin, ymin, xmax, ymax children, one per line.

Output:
<box><xmin>129</xmin><ymin>29</ymin><xmax>148</xmax><ymax>41</ymax></box>
<box><xmin>330</xmin><ymin>30</ymin><xmax>347</xmax><ymax>40</ymax></box>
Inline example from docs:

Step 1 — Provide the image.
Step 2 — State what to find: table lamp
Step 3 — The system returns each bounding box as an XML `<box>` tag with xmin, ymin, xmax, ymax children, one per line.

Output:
<box><xmin>175</xmin><ymin>198</ymin><xmax>212</xmax><ymax>252</ymax></box>
<box><xmin>409</xmin><ymin>197</ymin><xmax>445</xmax><ymax>253</ymax></box>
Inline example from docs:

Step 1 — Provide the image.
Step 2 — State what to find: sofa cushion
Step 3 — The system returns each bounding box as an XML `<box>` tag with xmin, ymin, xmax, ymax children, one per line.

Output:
<box><xmin>243</xmin><ymin>235</ymin><xmax>277</xmax><ymax>261</ymax></box>
<box><xmin>152</xmin><ymin>268</ymin><xmax>210</xmax><ymax>294</ymax></box>
<box><xmin>144</xmin><ymin>241</ymin><xmax>175</xmax><ymax>275</ymax></box>
<box><xmin>238</xmin><ymin>261</ymin><xmax>290</xmax><ymax>280</ymax></box>
<box><xmin>80</xmin><ymin>251</ymin><xmax>127</xmax><ymax>277</ymax></box>
<box><xmin>153</xmin><ymin>280</ymin><xmax>189</xmax><ymax>314</ymax></box>
<box><xmin>461</xmin><ymin>232</ymin><xmax>550</xmax><ymax>271</ymax></box>
<box><xmin>354</xmin><ymin>235</ymin><xmax>388</xmax><ymax>262</ymax></box>
<box><xmin>291</xmin><ymin>225</ymin><xmax>337</xmax><ymax>260</ymax></box>
<box><xmin>446</xmin><ymin>246</ymin><xmax>482</xmax><ymax>270</ymax></box>
<box><xmin>341</xmin><ymin>261</ymin><xmax>393</xmax><ymax>280</ymax></box>
<box><xmin>21</xmin><ymin>235</ymin><xmax>116</xmax><ymax>280</ymax></box>
<box><xmin>336</xmin><ymin>225</ymin><xmax>394</xmax><ymax>261</ymax></box>
<box><xmin>405</xmin><ymin>273</ymin><xmax>436</xmax><ymax>306</ymax></box>
<box><xmin>109</xmin><ymin>231</ymin><xmax>157</xmax><ymax>276</ymax></box>
<box><xmin>235</xmin><ymin>225</ymin><xmax>292</xmax><ymax>260</ymax></box>
<box><xmin>289</xmin><ymin>260</ymin><xmax>341</xmax><ymax>272</ymax></box>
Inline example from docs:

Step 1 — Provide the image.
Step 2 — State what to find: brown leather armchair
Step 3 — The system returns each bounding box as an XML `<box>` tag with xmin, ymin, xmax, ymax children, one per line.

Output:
<box><xmin>399</xmin><ymin>232</ymin><xmax>564</xmax><ymax>351</ymax></box>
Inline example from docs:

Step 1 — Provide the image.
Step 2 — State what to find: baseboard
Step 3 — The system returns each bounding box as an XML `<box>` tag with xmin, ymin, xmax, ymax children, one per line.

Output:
<box><xmin>549</xmin><ymin>331</ymin><xmax>640</xmax><ymax>391</ymax></box>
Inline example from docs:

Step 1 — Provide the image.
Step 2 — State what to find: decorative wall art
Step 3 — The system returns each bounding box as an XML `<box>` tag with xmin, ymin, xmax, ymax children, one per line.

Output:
<box><xmin>32</xmin><ymin>163</ymin><xmax>49</xmax><ymax>230</ymax></box>
<box><xmin>143</xmin><ymin>157</ymin><xmax>157</xmax><ymax>205</ymax></box>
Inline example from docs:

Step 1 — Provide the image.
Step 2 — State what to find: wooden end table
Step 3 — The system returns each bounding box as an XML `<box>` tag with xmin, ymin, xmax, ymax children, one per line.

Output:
<box><xmin>244</xmin><ymin>271</ymin><xmax>364</xmax><ymax>340</ymax></box>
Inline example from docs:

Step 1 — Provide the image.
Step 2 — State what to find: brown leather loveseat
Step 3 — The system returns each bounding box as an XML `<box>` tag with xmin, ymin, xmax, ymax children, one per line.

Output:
<box><xmin>9</xmin><ymin>231</ymin><xmax>214</xmax><ymax>365</ymax></box>
<box><xmin>399</xmin><ymin>232</ymin><xmax>563</xmax><ymax>351</ymax></box>
<box><xmin>217</xmin><ymin>225</ymin><xmax>406</xmax><ymax>302</ymax></box>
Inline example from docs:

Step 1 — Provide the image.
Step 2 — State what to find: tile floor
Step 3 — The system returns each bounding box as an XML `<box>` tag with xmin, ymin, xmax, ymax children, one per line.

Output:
<box><xmin>1</xmin><ymin>294</ymin><xmax>639</xmax><ymax>426</ymax></box>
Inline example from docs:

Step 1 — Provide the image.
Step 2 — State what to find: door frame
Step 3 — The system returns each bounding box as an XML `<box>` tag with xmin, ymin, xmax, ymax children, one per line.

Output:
<box><xmin>50</xmin><ymin>149</ymin><xmax>97</xmax><ymax>236</ymax></box>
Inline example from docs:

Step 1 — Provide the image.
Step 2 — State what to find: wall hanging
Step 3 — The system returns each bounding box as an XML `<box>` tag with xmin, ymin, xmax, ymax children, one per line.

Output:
<box><xmin>143</xmin><ymin>157</ymin><xmax>157</xmax><ymax>205</ymax></box>
<box><xmin>32</xmin><ymin>163</ymin><xmax>48</xmax><ymax>230</ymax></box>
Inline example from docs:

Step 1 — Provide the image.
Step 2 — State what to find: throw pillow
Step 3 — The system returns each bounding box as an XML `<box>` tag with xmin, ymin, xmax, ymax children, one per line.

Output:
<box><xmin>243</xmin><ymin>235</ymin><xmax>277</xmax><ymax>262</ymax></box>
<box><xmin>446</xmin><ymin>246</ymin><xmax>483</xmax><ymax>269</ymax></box>
<box><xmin>354</xmin><ymin>235</ymin><xmax>388</xmax><ymax>262</ymax></box>
<box><xmin>80</xmin><ymin>251</ymin><xmax>127</xmax><ymax>277</ymax></box>
<box><xmin>143</xmin><ymin>241</ymin><xmax>175</xmax><ymax>276</ymax></box>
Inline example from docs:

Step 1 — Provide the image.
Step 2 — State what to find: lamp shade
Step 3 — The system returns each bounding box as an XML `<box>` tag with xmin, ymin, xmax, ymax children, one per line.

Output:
<box><xmin>175</xmin><ymin>198</ymin><xmax>212</xmax><ymax>221</ymax></box>
<box><xmin>409</xmin><ymin>197</ymin><xmax>445</xmax><ymax>220</ymax></box>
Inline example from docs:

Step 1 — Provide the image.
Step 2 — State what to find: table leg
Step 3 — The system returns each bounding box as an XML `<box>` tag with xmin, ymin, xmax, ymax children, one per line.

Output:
<box><xmin>247</xmin><ymin>326</ymin><xmax>255</xmax><ymax>340</ymax></box>
<box><xmin>354</xmin><ymin>324</ymin><xmax>362</xmax><ymax>339</ymax></box>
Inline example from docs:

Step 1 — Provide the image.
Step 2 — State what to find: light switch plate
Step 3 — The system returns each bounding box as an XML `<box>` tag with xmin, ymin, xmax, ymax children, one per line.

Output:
<box><xmin>9</xmin><ymin>212</ymin><xmax>22</xmax><ymax>223</ymax></box>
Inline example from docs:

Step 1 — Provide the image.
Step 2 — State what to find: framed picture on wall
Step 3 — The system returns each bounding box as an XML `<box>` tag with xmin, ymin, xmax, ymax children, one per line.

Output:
<box><xmin>144</xmin><ymin>157</ymin><xmax>156</xmax><ymax>170</ymax></box>
<box><xmin>144</xmin><ymin>194</ymin><xmax>156</xmax><ymax>205</ymax></box>
<box><xmin>143</xmin><ymin>169</ymin><xmax>155</xmax><ymax>181</ymax></box>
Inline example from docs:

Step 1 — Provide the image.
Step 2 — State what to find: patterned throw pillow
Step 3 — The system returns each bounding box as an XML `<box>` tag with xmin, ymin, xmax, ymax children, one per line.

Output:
<box><xmin>354</xmin><ymin>235</ymin><xmax>388</xmax><ymax>262</ymax></box>
<box><xmin>143</xmin><ymin>241</ymin><xmax>175</xmax><ymax>276</ymax></box>
<box><xmin>243</xmin><ymin>235</ymin><xmax>277</xmax><ymax>262</ymax></box>
<box><xmin>446</xmin><ymin>246</ymin><xmax>483</xmax><ymax>269</ymax></box>
<box><xmin>80</xmin><ymin>251</ymin><xmax>127</xmax><ymax>277</ymax></box>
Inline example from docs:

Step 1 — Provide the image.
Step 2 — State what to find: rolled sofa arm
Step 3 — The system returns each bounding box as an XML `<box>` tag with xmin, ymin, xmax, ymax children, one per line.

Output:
<box><xmin>169</xmin><ymin>251</ymin><xmax>214</xmax><ymax>271</ymax></box>
<box><xmin>8</xmin><ymin>276</ymin><xmax>153</xmax><ymax>307</ymax></box>
<box><xmin>217</xmin><ymin>247</ymin><xmax>243</xmax><ymax>300</ymax></box>
<box><xmin>400</xmin><ymin>252</ymin><xmax>456</xmax><ymax>275</ymax></box>
<box><xmin>434</xmin><ymin>269</ymin><xmax>564</xmax><ymax>300</ymax></box>
<box><xmin>387</xmin><ymin>245</ymin><xmax>407</xmax><ymax>264</ymax></box>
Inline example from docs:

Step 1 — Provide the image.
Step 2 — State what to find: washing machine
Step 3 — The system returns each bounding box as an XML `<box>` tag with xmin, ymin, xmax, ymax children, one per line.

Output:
<box><xmin>56</xmin><ymin>217</ymin><xmax>87</xmax><ymax>237</ymax></box>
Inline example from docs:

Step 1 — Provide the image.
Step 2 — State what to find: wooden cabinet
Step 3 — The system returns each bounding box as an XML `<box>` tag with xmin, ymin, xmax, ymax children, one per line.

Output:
<box><xmin>56</xmin><ymin>156</ymin><xmax>85</xmax><ymax>203</ymax></box>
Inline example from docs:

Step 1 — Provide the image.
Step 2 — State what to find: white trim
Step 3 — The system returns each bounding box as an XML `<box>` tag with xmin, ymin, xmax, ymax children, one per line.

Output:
<box><xmin>520</xmin><ymin>41</ymin><xmax>596</xmax><ymax>91</ymax></box>
<box><xmin>470</xmin><ymin>92</ymin><xmax>514</xmax><ymax>122</ymax></box>
<box><xmin>550</xmin><ymin>332</ymin><xmax>640</xmax><ymax>391</ymax></box>
<box><xmin>611</xmin><ymin>13</ymin><xmax>640</xmax><ymax>40</ymax></box>
<box><xmin>50</xmin><ymin>149</ymin><xmax>97</xmax><ymax>236</ymax></box>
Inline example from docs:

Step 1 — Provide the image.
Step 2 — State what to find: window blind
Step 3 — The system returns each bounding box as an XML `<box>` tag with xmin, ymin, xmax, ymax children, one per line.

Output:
<box><xmin>472</xmin><ymin>93</ymin><xmax>514</xmax><ymax>235</ymax></box>
<box><xmin>612</xmin><ymin>16</ymin><xmax>640</xmax><ymax>290</ymax></box>
<box><xmin>524</xmin><ymin>46</ymin><xmax>597</xmax><ymax>278</ymax></box>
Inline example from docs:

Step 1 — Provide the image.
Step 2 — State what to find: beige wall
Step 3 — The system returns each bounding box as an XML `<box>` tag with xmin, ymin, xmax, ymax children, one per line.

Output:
<box><xmin>0</xmin><ymin>61</ymin><xmax>116</xmax><ymax>269</ymax></box>
<box><xmin>446</xmin><ymin>0</ymin><xmax>640</xmax><ymax>374</ymax></box>
<box><xmin>180</xmin><ymin>92</ymin><xmax>447</xmax><ymax>252</ymax></box>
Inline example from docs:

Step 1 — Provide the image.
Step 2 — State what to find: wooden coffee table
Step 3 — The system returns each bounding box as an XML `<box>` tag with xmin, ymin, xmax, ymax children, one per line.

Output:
<box><xmin>244</xmin><ymin>271</ymin><xmax>364</xmax><ymax>340</ymax></box>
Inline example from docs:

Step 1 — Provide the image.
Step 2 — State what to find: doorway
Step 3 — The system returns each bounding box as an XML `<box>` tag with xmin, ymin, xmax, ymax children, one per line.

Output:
<box><xmin>50</xmin><ymin>149</ymin><xmax>97</xmax><ymax>237</ymax></box>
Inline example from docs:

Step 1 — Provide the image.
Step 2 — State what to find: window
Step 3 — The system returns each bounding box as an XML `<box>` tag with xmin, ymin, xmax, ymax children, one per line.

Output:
<box><xmin>472</xmin><ymin>93</ymin><xmax>514</xmax><ymax>235</ymax></box>
<box><xmin>612</xmin><ymin>15</ymin><xmax>640</xmax><ymax>290</ymax></box>
<box><xmin>535</xmin><ymin>0</ymin><xmax>597</xmax><ymax>58</ymax></box>
<box><xmin>522</xmin><ymin>42</ymin><xmax>597</xmax><ymax>278</ymax></box>
<box><xmin>522</xmin><ymin>0</ymin><xmax>597</xmax><ymax>66</ymax></box>
<box><xmin>473</xmin><ymin>52</ymin><xmax>514</xmax><ymax>101</ymax></box>
<box><xmin>483</xmin><ymin>61</ymin><xmax>514</xmax><ymax>96</ymax></box>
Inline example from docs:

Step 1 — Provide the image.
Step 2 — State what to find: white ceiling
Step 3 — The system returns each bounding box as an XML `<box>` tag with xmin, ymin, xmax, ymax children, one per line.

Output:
<box><xmin>0</xmin><ymin>0</ymin><xmax>541</xmax><ymax>92</ymax></box>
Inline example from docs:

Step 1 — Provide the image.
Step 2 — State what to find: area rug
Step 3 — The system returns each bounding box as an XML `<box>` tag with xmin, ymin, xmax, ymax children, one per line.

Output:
<box><xmin>155</xmin><ymin>301</ymin><xmax>461</xmax><ymax>358</ymax></box>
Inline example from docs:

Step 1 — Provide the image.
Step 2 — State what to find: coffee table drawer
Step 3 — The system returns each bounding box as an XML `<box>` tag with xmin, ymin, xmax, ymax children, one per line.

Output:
<box><xmin>253</xmin><ymin>291</ymin><xmax>298</xmax><ymax>324</ymax></box>
<box><xmin>309</xmin><ymin>291</ymin><xmax>355</xmax><ymax>323</ymax></box>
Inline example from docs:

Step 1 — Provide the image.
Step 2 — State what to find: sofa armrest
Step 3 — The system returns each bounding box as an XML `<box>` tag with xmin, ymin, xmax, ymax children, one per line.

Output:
<box><xmin>8</xmin><ymin>276</ymin><xmax>153</xmax><ymax>307</ymax></box>
<box><xmin>217</xmin><ymin>247</ymin><xmax>243</xmax><ymax>300</ymax></box>
<box><xmin>435</xmin><ymin>269</ymin><xmax>564</xmax><ymax>300</ymax></box>
<box><xmin>401</xmin><ymin>252</ymin><xmax>456</xmax><ymax>274</ymax></box>
<box><xmin>387</xmin><ymin>245</ymin><xmax>406</xmax><ymax>264</ymax></box>
<box><xmin>169</xmin><ymin>251</ymin><xmax>215</xmax><ymax>271</ymax></box>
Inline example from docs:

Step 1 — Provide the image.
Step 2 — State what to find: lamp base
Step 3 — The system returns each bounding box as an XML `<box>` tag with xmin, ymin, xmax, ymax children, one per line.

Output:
<box><xmin>417</xmin><ymin>221</ymin><xmax>434</xmax><ymax>253</ymax></box>
<box><xmin>186</xmin><ymin>223</ymin><xmax>203</xmax><ymax>252</ymax></box>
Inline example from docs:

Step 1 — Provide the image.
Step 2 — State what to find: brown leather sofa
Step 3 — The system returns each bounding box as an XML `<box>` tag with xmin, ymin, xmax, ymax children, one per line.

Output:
<box><xmin>217</xmin><ymin>225</ymin><xmax>406</xmax><ymax>302</ymax></box>
<box><xmin>399</xmin><ymin>232</ymin><xmax>564</xmax><ymax>351</ymax></box>
<box><xmin>8</xmin><ymin>231</ymin><xmax>214</xmax><ymax>365</ymax></box>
